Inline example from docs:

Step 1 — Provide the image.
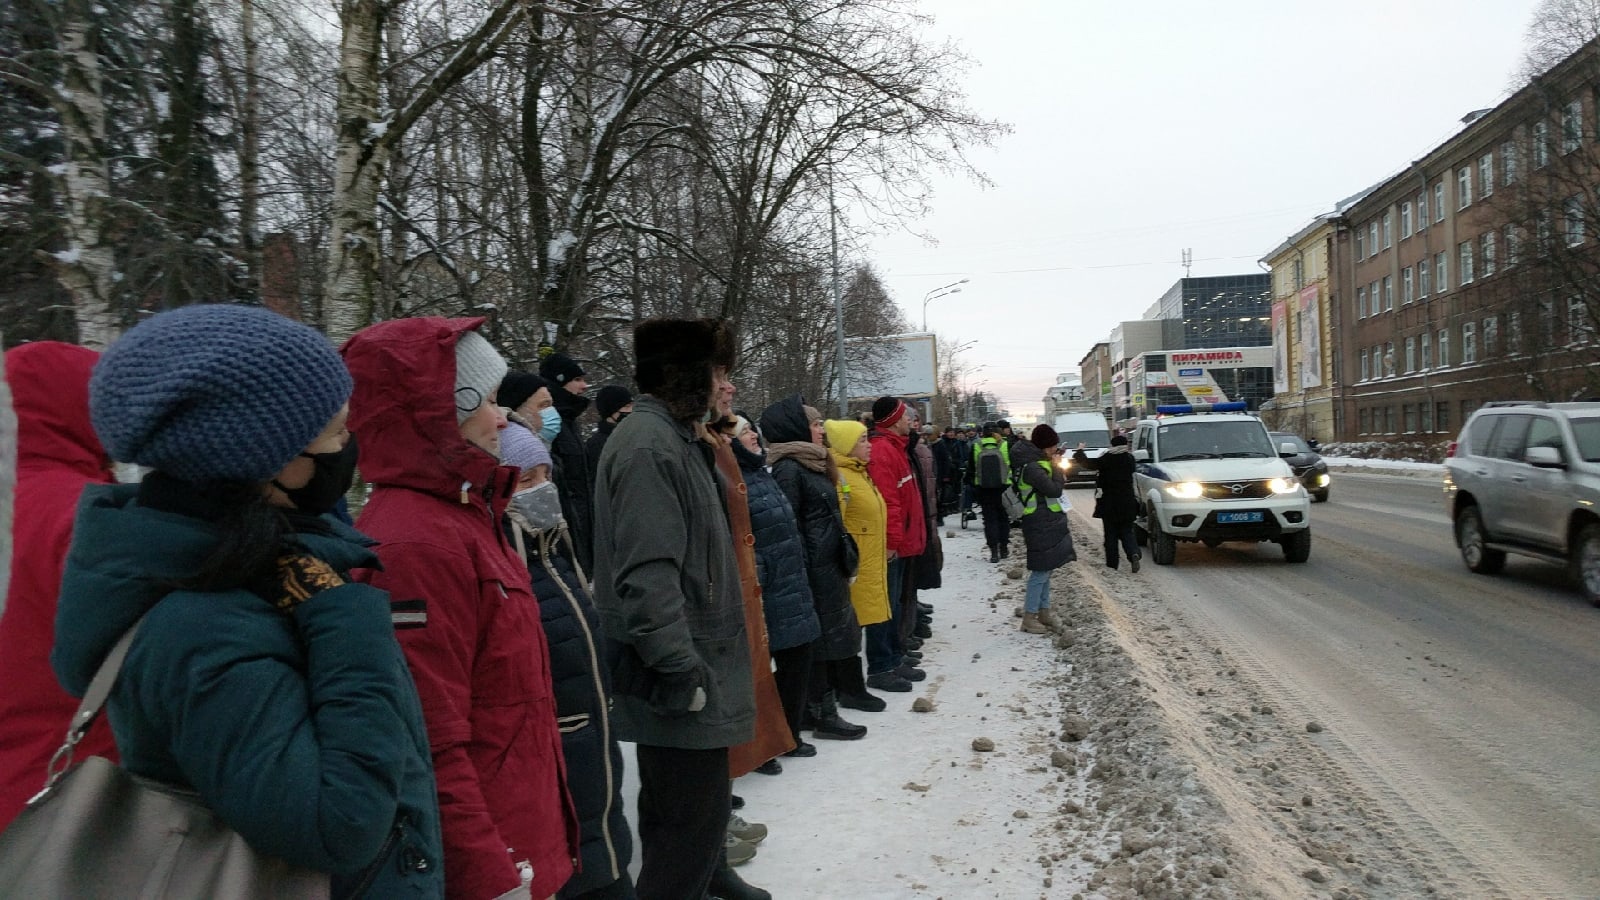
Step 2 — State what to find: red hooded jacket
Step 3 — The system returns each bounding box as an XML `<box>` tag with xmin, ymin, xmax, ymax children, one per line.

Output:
<box><xmin>0</xmin><ymin>342</ymin><xmax>114</xmax><ymax>828</ymax></box>
<box><xmin>867</xmin><ymin>427</ymin><xmax>927</xmax><ymax>558</ymax></box>
<box><xmin>342</xmin><ymin>318</ymin><xmax>576</xmax><ymax>900</ymax></box>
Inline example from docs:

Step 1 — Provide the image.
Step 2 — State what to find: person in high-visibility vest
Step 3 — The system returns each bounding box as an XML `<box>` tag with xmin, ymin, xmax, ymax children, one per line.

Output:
<box><xmin>1012</xmin><ymin>425</ymin><xmax>1077</xmax><ymax>634</ymax></box>
<box><xmin>969</xmin><ymin>422</ymin><xmax>1014</xmax><ymax>563</ymax></box>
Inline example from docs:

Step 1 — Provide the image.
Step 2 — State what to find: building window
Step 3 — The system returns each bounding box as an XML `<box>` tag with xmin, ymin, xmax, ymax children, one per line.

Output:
<box><xmin>1360</xmin><ymin>348</ymin><xmax>1370</xmax><ymax>381</ymax></box>
<box><xmin>1293</xmin><ymin>257</ymin><xmax>1305</xmax><ymax>289</ymax></box>
<box><xmin>1422</xmin><ymin>331</ymin><xmax>1432</xmax><ymax>370</ymax></box>
<box><xmin>1371</xmin><ymin>280</ymin><xmax>1381</xmax><ymax>314</ymax></box>
<box><xmin>1419</xmin><ymin>258</ymin><xmax>1431</xmax><ymax>297</ymax></box>
<box><xmin>1402</xmin><ymin>266</ymin><xmax>1414</xmax><ymax>303</ymax></box>
<box><xmin>1538</xmin><ymin>209</ymin><xmax>1554</xmax><ymax>254</ymax></box>
<box><xmin>1382</xmin><ymin>211</ymin><xmax>1393</xmax><ymax>249</ymax></box>
<box><xmin>1433</xmin><ymin>182</ymin><xmax>1445</xmax><ymax>222</ymax></box>
<box><xmin>1566</xmin><ymin>195</ymin><xmax>1585</xmax><ymax>245</ymax></box>
<box><xmin>1535</xmin><ymin>120</ymin><xmax>1550</xmax><ymax>167</ymax></box>
<box><xmin>1540</xmin><ymin>299</ymin><xmax>1558</xmax><ymax>344</ymax></box>
<box><xmin>1382</xmin><ymin>275</ymin><xmax>1393</xmax><ymax>311</ymax></box>
<box><xmin>1357</xmin><ymin>286</ymin><xmax>1367</xmax><ymax>318</ymax></box>
<box><xmin>1435</xmin><ymin>251</ymin><xmax>1449</xmax><ymax>291</ymax></box>
<box><xmin>1463</xmin><ymin>321</ymin><xmax>1477</xmax><ymax>362</ymax></box>
<box><xmin>1478</xmin><ymin>152</ymin><xmax>1494</xmax><ymax>197</ymax></box>
<box><xmin>1437</xmin><ymin>328</ymin><xmax>1449</xmax><ymax>367</ymax></box>
<box><xmin>1437</xmin><ymin>402</ymin><xmax>1449</xmax><ymax>433</ymax></box>
<box><xmin>1368</xmin><ymin>221</ymin><xmax>1379</xmax><ymax>257</ymax></box>
<box><xmin>1404</xmin><ymin>336</ymin><xmax>1416</xmax><ymax>373</ymax></box>
<box><xmin>1459</xmin><ymin>240</ymin><xmax>1474</xmax><ymax>283</ymax></box>
<box><xmin>1502</xmin><ymin>140</ymin><xmax>1517</xmax><ymax>184</ymax></box>
<box><xmin>1418</xmin><ymin>191</ymin><xmax>1429</xmax><ymax>228</ymax></box>
<box><xmin>1481</xmin><ymin>232</ymin><xmax>1496</xmax><ymax>276</ymax></box>
<box><xmin>1564</xmin><ymin>99</ymin><xmax>1583</xmax><ymax>153</ymax></box>
<box><xmin>1404</xmin><ymin>404</ymin><xmax>1418</xmax><ymax>434</ymax></box>
<box><xmin>1508</xmin><ymin>310</ymin><xmax>1522</xmax><ymax>355</ymax></box>
<box><xmin>1505</xmin><ymin>224</ymin><xmax>1521</xmax><ymax>266</ymax></box>
<box><xmin>1359</xmin><ymin>408</ymin><xmax>1371</xmax><ymax>434</ymax></box>
<box><xmin>1384</xmin><ymin>341</ymin><xmax>1395</xmax><ymax>376</ymax></box>
<box><xmin>1400</xmin><ymin>201</ymin><xmax>1413</xmax><ymax>238</ymax></box>
<box><xmin>1570</xmin><ymin>296</ymin><xmax>1589</xmax><ymax>344</ymax></box>
<box><xmin>1484</xmin><ymin>315</ymin><xmax>1499</xmax><ymax>356</ymax></box>
<box><xmin>1422</xmin><ymin>400</ymin><xmax>1434</xmax><ymax>433</ymax></box>
<box><xmin>1457</xmin><ymin>167</ymin><xmax>1472</xmax><ymax>208</ymax></box>
<box><xmin>1355</xmin><ymin>227</ymin><xmax>1365</xmax><ymax>259</ymax></box>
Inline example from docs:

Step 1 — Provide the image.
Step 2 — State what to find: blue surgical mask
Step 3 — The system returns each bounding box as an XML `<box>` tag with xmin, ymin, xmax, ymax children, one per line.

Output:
<box><xmin>539</xmin><ymin>407</ymin><xmax>562</xmax><ymax>443</ymax></box>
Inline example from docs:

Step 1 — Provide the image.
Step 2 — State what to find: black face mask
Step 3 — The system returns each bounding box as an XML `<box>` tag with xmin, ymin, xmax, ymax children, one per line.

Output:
<box><xmin>274</xmin><ymin>437</ymin><xmax>359</xmax><ymax>515</ymax></box>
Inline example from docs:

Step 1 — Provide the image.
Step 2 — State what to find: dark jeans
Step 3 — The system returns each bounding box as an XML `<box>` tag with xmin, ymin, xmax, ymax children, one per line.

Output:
<box><xmin>865</xmin><ymin>558</ymin><xmax>905</xmax><ymax>674</ymax></box>
<box><xmin>1103</xmin><ymin>518</ymin><xmax>1139</xmax><ymax>566</ymax></box>
<box><xmin>896</xmin><ymin>555</ymin><xmax>921</xmax><ymax>647</ymax></box>
<box><xmin>771</xmin><ymin>641</ymin><xmax>814</xmax><ymax>742</ymax></box>
<box><xmin>977</xmin><ymin>487</ymin><xmax>1010</xmax><ymax>550</ymax></box>
<box><xmin>807</xmin><ymin>655</ymin><xmax>867</xmax><ymax>705</ymax></box>
<box><xmin>634</xmin><ymin>745</ymin><xmax>729</xmax><ymax>900</ymax></box>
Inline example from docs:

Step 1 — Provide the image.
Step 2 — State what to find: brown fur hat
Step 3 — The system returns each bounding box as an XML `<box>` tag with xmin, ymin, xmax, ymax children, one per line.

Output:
<box><xmin>635</xmin><ymin>318</ymin><xmax>719</xmax><ymax>421</ymax></box>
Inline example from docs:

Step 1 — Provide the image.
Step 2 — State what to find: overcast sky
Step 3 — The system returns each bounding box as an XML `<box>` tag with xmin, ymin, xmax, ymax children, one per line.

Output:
<box><xmin>865</xmin><ymin>0</ymin><xmax>1541</xmax><ymax>420</ymax></box>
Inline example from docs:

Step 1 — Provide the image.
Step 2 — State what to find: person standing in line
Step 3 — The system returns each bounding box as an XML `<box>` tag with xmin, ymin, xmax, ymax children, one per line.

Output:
<box><xmin>864</xmin><ymin>398</ymin><xmax>926</xmax><ymax>691</ymax></box>
<box><xmin>827</xmin><ymin>418</ymin><xmax>904</xmax><ymax>693</ymax></box>
<box><xmin>591</xmin><ymin>319</ymin><xmax>755</xmax><ymax>900</ymax></box>
<box><xmin>732</xmin><ymin>415</ymin><xmax>822</xmax><ymax>759</ymax></box>
<box><xmin>53</xmin><ymin>304</ymin><xmax>444</xmax><ymax>898</ymax></box>
<box><xmin>539</xmin><ymin>352</ymin><xmax>596</xmax><ymax>573</ymax></box>
<box><xmin>0</xmin><ymin>343</ymin><xmax>116</xmax><ymax>830</ymax></box>
<box><xmin>1013</xmin><ymin>425</ymin><xmax>1077</xmax><ymax>635</ymax></box>
<box><xmin>1074</xmin><ymin>435</ymin><xmax>1141</xmax><ymax>572</ymax></box>
<box><xmin>343</xmin><ymin>317</ymin><xmax>576</xmax><ymax>900</ymax></box>
<box><xmin>970</xmin><ymin>422</ymin><xmax>1014</xmax><ymax>563</ymax></box>
<box><xmin>585</xmin><ymin>386</ymin><xmax>634</xmax><ymax>478</ymax></box>
<box><xmin>908</xmin><ymin>421</ymin><xmax>942</xmax><ymax>619</ymax></box>
<box><xmin>758</xmin><ymin>396</ymin><xmax>874</xmax><ymax>725</ymax></box>
<box><xmin>501</xmin><ymin>422</ymin><xmax>636</xmax><ymax>900</ymax></box>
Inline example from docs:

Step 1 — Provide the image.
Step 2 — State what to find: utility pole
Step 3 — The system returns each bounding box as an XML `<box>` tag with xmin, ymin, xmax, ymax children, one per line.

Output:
<box><xmin>830</xmin><ymin>170</ymin><xmax>848</xmax><ymax>417</ymax></box>
<box><xmin>1182</xmin><ymin>248</ymin><xmax>1193</xmax><ymax>278</ymax></box>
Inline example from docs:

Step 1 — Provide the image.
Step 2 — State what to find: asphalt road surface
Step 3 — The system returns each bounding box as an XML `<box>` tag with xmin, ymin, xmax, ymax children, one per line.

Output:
<box><xmin>1095</xmin><ymin>471</ymin><xmax>1600</xmax><ymax>897</ymax></box>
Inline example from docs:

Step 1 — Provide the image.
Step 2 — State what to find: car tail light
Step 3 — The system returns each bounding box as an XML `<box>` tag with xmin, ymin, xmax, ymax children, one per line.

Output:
<box><xmin>1446</xmin><ymin>440</ymin><xmax>1458</xmax><ymax>458</ymax></box>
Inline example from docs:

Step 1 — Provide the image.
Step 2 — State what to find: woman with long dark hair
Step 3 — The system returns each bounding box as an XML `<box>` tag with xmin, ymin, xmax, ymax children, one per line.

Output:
<box><xmin>51</xmin><ymin>304</ymin><xmax>443</xmax><ymax>899</ymax></box>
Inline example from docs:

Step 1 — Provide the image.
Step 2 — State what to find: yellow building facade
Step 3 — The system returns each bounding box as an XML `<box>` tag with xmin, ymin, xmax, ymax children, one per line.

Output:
<box><xmin>1261</xmin><ymin>216</ymin><xmax>1337</xmax><ymax>442</ymax></box>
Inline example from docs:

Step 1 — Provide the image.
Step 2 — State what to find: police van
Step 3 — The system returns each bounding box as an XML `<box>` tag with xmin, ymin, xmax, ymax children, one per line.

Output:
<box><xmin>1130</xmin><ymin>402</ymin><xmax>1312</xmax><ymax>564</ymax></box>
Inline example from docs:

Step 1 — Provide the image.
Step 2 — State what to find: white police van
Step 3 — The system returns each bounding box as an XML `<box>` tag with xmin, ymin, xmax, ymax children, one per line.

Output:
<box><xmin>1131</xmin><ymin>402</ymin><xmax>1312</xmax><ymax>565</ymax></box>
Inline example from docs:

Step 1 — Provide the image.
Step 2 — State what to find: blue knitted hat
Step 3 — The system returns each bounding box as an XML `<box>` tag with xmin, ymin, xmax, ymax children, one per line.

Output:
<box><xmin>90</xmin><ymin>304</ymin><xmax>353</xmax><ymax>484</ymax></box>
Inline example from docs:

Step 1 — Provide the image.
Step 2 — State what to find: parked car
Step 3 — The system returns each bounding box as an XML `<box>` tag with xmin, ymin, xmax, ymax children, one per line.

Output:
<box><xmin>1269</xmin><ymin>431</ymin><xmax>1331</xmax><ymax>502</ymax></box>
<box><xmin>1443</xmin><ymin>400</ymin><xmax>1600</xmax><ymax>606</ymax></box>
<box><xmin>1131</xmin><ymin>403</ymin><xmax>1312</xmax><ymax>565</ymax></box>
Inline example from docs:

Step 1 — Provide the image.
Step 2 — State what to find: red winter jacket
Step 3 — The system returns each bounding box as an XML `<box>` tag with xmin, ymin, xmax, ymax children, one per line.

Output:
<box><xmin>867</xmin><ymin>429</ymin><xmax>926</xmax><ymax>558</ymax></box>
<box><xmin>343</xmin><ymin>318</ymin><xmax>577</xmax><ymax>900</ymax></box>
<box><xmin>0</xmin><ymin>342</ymin><xmax>114</xmax><ymax>828</ymax></box>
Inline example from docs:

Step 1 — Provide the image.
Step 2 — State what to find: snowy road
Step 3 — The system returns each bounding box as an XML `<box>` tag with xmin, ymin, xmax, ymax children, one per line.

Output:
<box><xmin>620</xmin><ymin>472</ymin><xmax>1600</xmax><ymax>898</ymax></box>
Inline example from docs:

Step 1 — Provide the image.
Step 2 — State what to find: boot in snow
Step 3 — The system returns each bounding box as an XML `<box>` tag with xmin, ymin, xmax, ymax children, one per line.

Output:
<box><xmin>709</xmin><ymin>862</ymin><xmax>771</xmax><ymax>900</ymax></box>
<box><xmin>989</xmin><ymin>546</ymin><xmax>1000</xmax><ymax>563</ymax></box>
<box><xmin>1020</xmin><ymin>612</ymin><xmax>1048</xmax><ymax>635</ymax></box>
<box><xmin>1036</xmin><ymin>607</ymin><xmax>1059</xmax><ymax>628</ymax></box>
<box><xmin>812</xmin><ymin>690</ymin><xmax>868</xmax><ymax>739</ymax></box>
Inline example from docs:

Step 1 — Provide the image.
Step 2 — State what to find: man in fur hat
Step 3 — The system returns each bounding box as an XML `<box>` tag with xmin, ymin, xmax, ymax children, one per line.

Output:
<box><xmin>592</xmin><ymin>318</ymin><xmax>755</xmax><ymax>900</ymax></box>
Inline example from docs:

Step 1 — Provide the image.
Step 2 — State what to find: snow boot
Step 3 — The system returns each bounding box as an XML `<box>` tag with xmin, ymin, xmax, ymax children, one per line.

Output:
<box><xmin>811</xmin><ymin>692</ymin><xmax>867</xmax><ymax>739</ymax></box>
<box><xmin>1130</xmin><ymin>554</ymin><xmax>1141</xmax><ymax>573</ymax></box>
<box><xmin>866</xmin><ymin>671</ymin><xmax>913</xmax><ymax>692</ymax></box>
<box><xmin>989</xmin><ymin>545</ymin><xmax>1000</xmax><ymax>563</ymax></box>
<box><xmin>1036</xmin><ymin>608</ymin><xmax>1059</xmax><ymax>628</ymax></box>
<box><xmin>782</xmin><ymin>740</ymin><xmax>817</xmax><ymax>758</ymax></box>
<box><xmin>1000</xmin><ymin>543</ymin><xmax>1010</xmax><ymax>559</ymax></box>
<box><xmin>709</xmin><ymin>862</ymin><xmax>771</xmax><ymax>900</ymax></box>
<box><xmin>1020</xmin><ymin>612</ymin><xmax>1048</xmax><ymax>635</ymax></box>
<box><xmin>837</xmin><ymin>690</ymin><xmax>886</xmax><ymax>712</ymax></box>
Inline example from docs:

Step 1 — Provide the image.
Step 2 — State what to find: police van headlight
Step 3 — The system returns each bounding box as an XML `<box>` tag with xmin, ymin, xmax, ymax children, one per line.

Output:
<box><xmin>1164</xmin><ymin>481</ymin><xmax>1203</xmax><ymax>499</ymax></box>
<box><xmin>1057</xmin><ymin>458</ymin><xmax>1072</xmax><ymax>471</ymax></box>
<box><xmin>1268</xmin><ymin>477</ymin><xmax>1297</xmax><ymax>494</ymax></box>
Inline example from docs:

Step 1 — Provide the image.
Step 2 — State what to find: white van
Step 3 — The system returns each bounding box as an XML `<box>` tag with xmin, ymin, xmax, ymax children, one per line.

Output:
<box><xmin>1052</xmin><ymin>411</ymin><xmax>1113</xmax><ymax>485</ymax></box>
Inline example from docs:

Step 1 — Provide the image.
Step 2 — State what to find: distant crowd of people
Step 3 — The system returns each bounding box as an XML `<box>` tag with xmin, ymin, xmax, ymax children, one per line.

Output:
<box><xmin>0</xmin><ymin>308</ymin><xmax>1124</xmax><ymax>900</ymax></box>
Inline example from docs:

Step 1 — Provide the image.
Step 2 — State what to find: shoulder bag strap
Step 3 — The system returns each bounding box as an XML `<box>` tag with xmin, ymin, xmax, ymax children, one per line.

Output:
<box><xmin>36</xmin><ymin>615</ymin><xmax>148</xmax><ymax>799</ymax></box>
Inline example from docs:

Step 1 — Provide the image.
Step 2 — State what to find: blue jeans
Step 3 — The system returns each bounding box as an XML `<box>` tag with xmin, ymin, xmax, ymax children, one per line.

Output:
<box><xmin>1024</xmin><ymin>569</ymin><xmax>1052</xmax><ymax>613</ymax></box>
<box><xmin>865</xmin><ymin>559</ymin><xmax>906</xmax><ymax>675</ymax></box>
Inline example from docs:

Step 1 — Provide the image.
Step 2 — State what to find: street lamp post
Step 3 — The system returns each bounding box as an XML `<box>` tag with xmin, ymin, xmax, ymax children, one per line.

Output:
<box><xmin>921</xmin><ymin>278</ymin><xmax>970</xmax><ymax>331</ymax></box>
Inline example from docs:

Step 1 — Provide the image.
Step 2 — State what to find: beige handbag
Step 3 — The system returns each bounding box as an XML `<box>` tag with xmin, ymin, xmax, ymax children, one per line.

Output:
<box><xmin>0</xmin><ymin>616</ymin><xmax>331</xmax><ymax>899</ymax></box>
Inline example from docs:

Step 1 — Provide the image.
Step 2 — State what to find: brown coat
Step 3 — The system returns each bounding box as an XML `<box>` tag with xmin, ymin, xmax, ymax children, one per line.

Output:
<box><xmin>713</xmin><ymin>439</ymin><xmax>795</xmax><ymax>776</ymax></box>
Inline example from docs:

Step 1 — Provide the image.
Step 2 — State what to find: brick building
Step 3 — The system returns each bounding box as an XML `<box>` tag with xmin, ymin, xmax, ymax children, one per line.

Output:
<box><xmin>1330</xmin><ymin>39</ymin><xmax>1600</xmax><ymax>443</ymax></box>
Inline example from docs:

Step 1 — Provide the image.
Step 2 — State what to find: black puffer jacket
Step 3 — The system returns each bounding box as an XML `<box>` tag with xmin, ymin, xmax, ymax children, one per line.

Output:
<box><xmin>509</xmin><ymin>520</ymin><xmax>633</xmax><ymax>898</ymax></box>
<box><xmin>1013</xmin><ymin>440</ymin><xmax>1077</xmax><ymax>572</ymax></box>
<box><xmin>759</xmin><ymin>395</ymin><xmax>860</xmax><ymax>661</ymax></box>
<box><xmin>734</xmin><ymin>440</ymin><xmax>822</xmax><ymax>652</ymax></box>
<box><xmin>1073</xmin><ymin>445</ymin><xmax>1138</xmax><ymax>522</ymax></box>
<box><xmin>549</xmin><ymin>387</ymin><xmax>595</xmax><ymax>573</ymax></box>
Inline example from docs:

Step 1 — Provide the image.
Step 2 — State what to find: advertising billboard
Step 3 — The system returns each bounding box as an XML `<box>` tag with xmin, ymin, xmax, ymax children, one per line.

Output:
<box><xmin>1298</xmin><ymin>285</ymin><xmax>1322</xmax><ymax>389</ymax></box>
<box><xmin>1271</xmin><ymin>300</ymin><xmax>1289</xmax><ymax>394</ymax></box>
<box><xmin>843</xmin><ymin>332</ymin><xmax>938</xmax><ymax>401</ymax></box>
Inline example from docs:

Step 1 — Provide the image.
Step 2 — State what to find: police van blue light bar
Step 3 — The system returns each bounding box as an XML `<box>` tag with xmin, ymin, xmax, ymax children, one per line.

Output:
<box><xmin>1155</xmin><ymin>402</ymin><xmax>1248</xmax><ymax>415</ymax></box>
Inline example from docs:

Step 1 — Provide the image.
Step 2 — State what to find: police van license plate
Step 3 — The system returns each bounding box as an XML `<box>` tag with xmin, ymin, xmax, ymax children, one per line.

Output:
<box><xmin>1218</xmin><ymin>511</ymin><xmax>1264</xmax><ymax>524</ymax></box>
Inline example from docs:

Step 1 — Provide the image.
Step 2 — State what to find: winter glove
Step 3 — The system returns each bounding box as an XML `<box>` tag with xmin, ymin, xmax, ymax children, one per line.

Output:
<box><xmin>272</xmin><ymin>554</ymin><xmax>345</xmax><ymax>611</ymax></box>
<box><xmin>647</xmin><ymin>667</ymin><xmax>709</xmax><ymax>716</ymax></box>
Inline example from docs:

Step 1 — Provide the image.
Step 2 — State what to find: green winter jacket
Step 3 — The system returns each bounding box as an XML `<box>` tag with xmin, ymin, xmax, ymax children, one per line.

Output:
<box><xmin>51</xmin><ymin>482</ymin><xmax>444</xmax><ymax>899</ymax></box>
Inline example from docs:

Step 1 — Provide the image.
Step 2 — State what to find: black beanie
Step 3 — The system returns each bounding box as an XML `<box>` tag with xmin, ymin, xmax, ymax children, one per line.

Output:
<box><xmin>871</xmin><ymin>396</ymin><xmax>902</xmax><ymax>423</ymax></box>
<box><xmin>1030</xmin><ymin>424</ymin><xmax>1060</xmax><ymax>449</ymax></box>
<box><xmin>539</xmin><ymin>352</ymin><xmax>585</xmax><ymax>386</ymax></box>
<box><xmin>499</xmin><ymin>371</ymin><xmax>547</xmax><ymax>412</ymax></box>
<box><xmin>596</xmin><ymin>384</ymin><xmax>633</xmax><ymax>419</ymax></box>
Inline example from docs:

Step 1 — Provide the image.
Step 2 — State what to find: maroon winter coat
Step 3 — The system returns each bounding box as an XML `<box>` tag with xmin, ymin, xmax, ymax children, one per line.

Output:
<box><xmin>343</xmin><ymin>317</ymin><xmax>577</xmax><ymax>900</ymax></box>
<box><xmin>0</xmin><ymin>342</ymin><xmax>115</xmax><ymax>828</ymax></box>
<box><xmin>867</xmin><ymin>428</ymin><xmax>926</xmax><ymax>558</ymax></box>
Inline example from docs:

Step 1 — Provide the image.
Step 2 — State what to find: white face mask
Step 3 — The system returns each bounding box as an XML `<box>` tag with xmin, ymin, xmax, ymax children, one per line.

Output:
<box><xmin>510</xmin><ymin>481</ymin><xmax>564</xmax><ymax>531</ymax></box>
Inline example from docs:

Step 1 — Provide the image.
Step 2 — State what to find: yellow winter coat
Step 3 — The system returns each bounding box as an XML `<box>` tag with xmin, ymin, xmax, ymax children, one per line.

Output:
<box><xmin>826</xmin><ymin>421</ymin><xmax>890</xmax><ymax>627</ymax></box>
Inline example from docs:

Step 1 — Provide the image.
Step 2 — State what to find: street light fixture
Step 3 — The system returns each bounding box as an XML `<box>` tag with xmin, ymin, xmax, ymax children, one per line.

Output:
<box><xmin>921</xmin><ymin>278</ymin><xmax>970</xmax><ymax>331</ymax></box>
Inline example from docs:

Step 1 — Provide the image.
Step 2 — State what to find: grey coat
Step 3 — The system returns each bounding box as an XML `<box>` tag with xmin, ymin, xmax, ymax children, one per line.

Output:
<box><xmin>592</xmin><ymin>396</ymin><xmax>755</xmax><ymax>749</ymax></box>
<box><xmin>1013</xmin><ymin>440</ymin><xmax>1078</xmax><ymax>572</ymax></box>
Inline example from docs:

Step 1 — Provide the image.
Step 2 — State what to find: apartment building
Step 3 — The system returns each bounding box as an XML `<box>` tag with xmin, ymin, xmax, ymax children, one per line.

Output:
<box><xmin>1078</xmin><ymin>341</ymin><xmax>1112</xmax><ymax>419</ymax></box>
<box><xmin>1261</xmin><ymin>216</ymin><xmax>1338</xmax><ymax>442</ymax></box>
<box><xmin>1332</xmin><ymin>41</ymin><xmax>1600</xmax><ymax>442</ymax></box>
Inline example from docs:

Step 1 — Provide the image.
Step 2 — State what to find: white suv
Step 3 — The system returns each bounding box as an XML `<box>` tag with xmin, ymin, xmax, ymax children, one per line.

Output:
<box><xmin>1443</xmin><ymin>401</ymin><xmax>1600</xmax><ymax>606</ymax></box>
<box><xmin>1131</xmin><ymin>405</ymin><xmax>1313</xmax><ymax>565</ymax></box>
